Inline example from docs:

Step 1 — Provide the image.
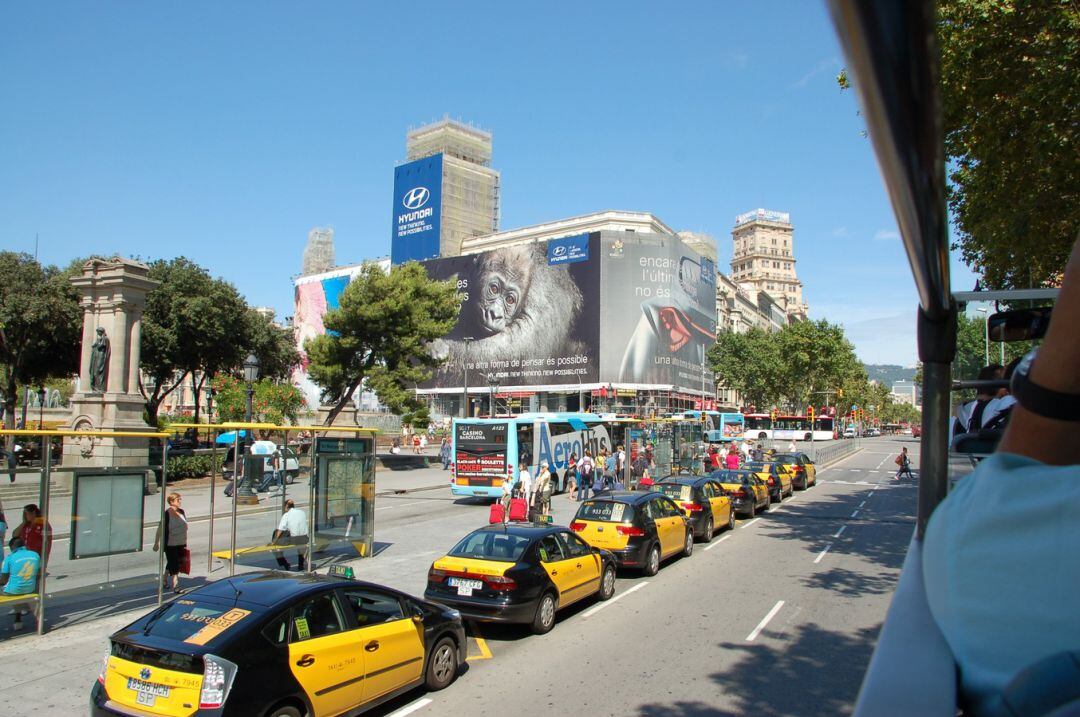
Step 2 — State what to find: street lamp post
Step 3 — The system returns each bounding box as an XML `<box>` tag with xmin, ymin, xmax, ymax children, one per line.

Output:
<box><xmin>976</xmin><ymin>307</ymin><xmax>989</xmax><ymax>365</ymax></box>
<box><xmin>461</xmin><ymin>337</ymin><xmax>474</xmax><ymax>418</ymax></box>
<box><xmin>487</xmin><ymin>374</ymin><xmax>500</xmax><ymax>417</ymax></box>
<box><xmin>37</xmin><ymin>386</ymin><xmax>46</xmax><ymax>431</ymax></box>
<box><xmin>236</xmin><ymin>354</ymin><xmax>260</xmax><ymax>504</ymax></box>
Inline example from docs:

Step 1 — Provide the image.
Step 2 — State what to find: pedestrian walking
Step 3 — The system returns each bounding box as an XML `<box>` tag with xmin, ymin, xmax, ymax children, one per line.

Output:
<box><xmin>152</xmin><ymin>493</ymin><xmax>188</xmax><ymax>593</ymax></box>
<box><xmin>895</xmin><ymin>447</ymin><xmax>914</xmax><ymax>480</ymax></box>
<box><xmin>413</xmin><ymin>435</ymin><xmax>421</xmax><ymax>454</ymax></box>
<box><xmin>631</xmin><ymin>451</ymin><xmax>651</xmax><ymax>490</ymax></box>
<box><xmin>534</xmin><ymin>464</ymin><xmax>554</xmax><ymax>517</ymax></box>
<box><xmin>604</xmin><ymin>450</ymin><xmax>618</xmax><ymax>490</ymax></box>
<box><xmin>577</xmin><ymin>451</ymin><xmax>594</xmax><ymax>501</ymax></box>
<box><xmin>566</xmin><ymin>452</ymin><xmax>578</xmax><ymax>495</ymax></box>
<box><xmin>257</xmin><ymin>450</ymin><xmax>285</xmax><ymax>494</ymax></box>
<box><xmin>725</xmin><ymin>447</ymin><xmax>740</xmax><ymax>470</ymax></box>
<box><xmin>439</xmin><ymin>438</ymin><xmax>452</xmax><ymax>470</ymax></box>
<box><xmin>272</xmin><ymin>499</ymin><xmax>309</xmax><ymax>571</ymax></box>
<box><xmin>420</xmin><ymin>434</ymin><xmax>428</xmax><ymax>452</ymax></box>
<box><xmin>1</xmin><ymin>536</ymin><xmax>40</xmax><ymax>631</ymax></box>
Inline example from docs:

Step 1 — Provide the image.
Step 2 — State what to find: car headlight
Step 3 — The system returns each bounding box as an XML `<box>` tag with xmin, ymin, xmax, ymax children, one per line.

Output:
<box><xmin>446</xmin><ymin>609</ymin><xmax>462</xmax><ymax>621</ymax></box>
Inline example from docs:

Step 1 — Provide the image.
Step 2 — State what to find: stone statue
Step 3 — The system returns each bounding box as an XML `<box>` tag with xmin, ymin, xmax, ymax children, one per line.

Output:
<box><xmin>89</xmin><ymin>327</ymin><xmax>110</xmax><ymax>392</ymax></box>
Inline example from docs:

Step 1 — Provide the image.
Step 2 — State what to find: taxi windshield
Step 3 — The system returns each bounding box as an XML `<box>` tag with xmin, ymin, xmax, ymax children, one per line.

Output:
<box><xmin>578</xmin><ymin>501</ymin><xmax>631</xmax><ymax>522</ymax></box>
<box><xmin>140</xmin><ymin>599</ymin><xmax>252</xmax><ymax>645</ymax></box>
<box><xmin>654</xmin><ymin>484</ymin><xmax>693</xmax><ymax>502</ymax></box>
<box><xmin>448</xmin><ymin>531</ymin><xmax>531</xmax><ymax>562</ymax></box>
<box><xmin>771</xmin><ymin>454</ymin><xmax>799</xmax><ymax>464</ymax></box>
<box><xmin>744</xmin><ymin>463</ymin><xmax>773</xmax><ymax>472</ymax></box>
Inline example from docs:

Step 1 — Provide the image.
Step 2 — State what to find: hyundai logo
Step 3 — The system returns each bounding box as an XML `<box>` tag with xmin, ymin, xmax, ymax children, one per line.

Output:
<box><xmin>552</xmin><ymin>246</ymin><xmax>567</xmax><ymax>257</ymax></box>
<box><xmin>140</xmin><ymin>668</ymin><xmax>151</xmax><ymax>680</ymax></box>
<box><xmin>402</xmin><ymin>187</ymin><xmax>430</xmax><ymax>210</ymax></box>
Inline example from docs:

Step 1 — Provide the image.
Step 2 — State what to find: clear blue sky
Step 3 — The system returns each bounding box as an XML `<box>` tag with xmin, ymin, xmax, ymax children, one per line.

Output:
<box><xmin>0</xmin><ymin>1</ymin><xmax>977</xmax><ymax>366</ymax></box>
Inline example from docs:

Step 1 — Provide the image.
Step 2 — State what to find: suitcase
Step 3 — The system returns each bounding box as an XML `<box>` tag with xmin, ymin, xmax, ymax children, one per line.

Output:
<box><xmin>508</xmin><ymin>498</ymin><xmax>529</xmax><ymax>522</ymax></box>
<box><xmin>489</xmin><ymin>502</ymin><xmax>506</xmax><ymax>524</ymax></box>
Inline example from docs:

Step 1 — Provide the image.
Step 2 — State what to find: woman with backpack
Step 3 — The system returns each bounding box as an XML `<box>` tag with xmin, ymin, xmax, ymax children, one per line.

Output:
<box><xmin>577</xmin><ymin>451</ymin><xmax>594</xmax><ymax>501</ymax></box>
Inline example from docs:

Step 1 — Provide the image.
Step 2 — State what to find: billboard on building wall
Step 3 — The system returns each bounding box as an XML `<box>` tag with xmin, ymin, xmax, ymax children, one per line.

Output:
<box><xmin>598</xmin><ymin>233</ymin><xmax>717</xmax><ymax>394</ymax></box>
<box><xmin>418</xmin><ymin>235</ymin><xmax>601</xmax><ymax>389</ymax></box>
<box><xmin>391</xmin><ymin>154</ymin><xmax>443</xmax><ymax>264</ymax></box>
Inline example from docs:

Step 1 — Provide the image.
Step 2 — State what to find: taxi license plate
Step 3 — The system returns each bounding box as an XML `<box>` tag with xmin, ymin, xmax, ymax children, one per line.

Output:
<box><xmin>448</xmin><ymin>577</ymin><xmax>483</xmax><ymax>596</ymax></box>
<box><xmin>127</xmin><ymin>677</ymin><xmax>169</xmax><ymax>705</ymax></box>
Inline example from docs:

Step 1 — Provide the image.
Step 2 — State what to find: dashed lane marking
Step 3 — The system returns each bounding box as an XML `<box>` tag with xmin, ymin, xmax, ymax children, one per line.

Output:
<box><xmin>582</xmin><ymin>581</ymin><xmax>649</xmax><ymax>618</ymax></box>
<box><xmin>858</xmin><ymin>501</ymin><xmax>866</xmax><ymax>509</ymax></box>
<box><xmin>743</xmin><ymin>517</ymin><xmax>761</xmax><ymax>528</ymax></box>
<box><xmin>386</xmin><ymin>698</ymin><xmax>433</xmax><ymax>717</ymax></box>
<box><xmin>851</xmin><ymin>510</ymin><xmax>860</xmax><ymax>519</ymax></box>
<box><xmin>374</xmin><ymin>501</ymin><xmax>426</xmax><ymax>511</ymax></box>
<box><xmin>705</xmin><ymin>534</ymin><xmax>732</xmax><ymax>551</ymax></box>
<box><xmin>833</xmin><ymin>525</ymin><xmax>847</xmax><ymax>538</ymax></box>
<box><xmin>746</xmin><ymin>600</ymin><xmax>785</xmax><ymax>642</ymax></box>
<box><xmin>814</xmin><ymin>544</ymin><xmax>833</xmax><ymax>564</ymax></box>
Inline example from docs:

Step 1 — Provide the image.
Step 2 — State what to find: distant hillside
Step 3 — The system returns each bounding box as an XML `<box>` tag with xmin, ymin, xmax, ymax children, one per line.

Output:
<box><xmin>864</xmin><ymin>363</ymin><xmax>917</xmax><ymax>386</ymax></box>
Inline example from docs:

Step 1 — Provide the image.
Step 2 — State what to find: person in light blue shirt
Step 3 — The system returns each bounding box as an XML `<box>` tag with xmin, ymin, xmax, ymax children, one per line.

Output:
<box><xmin>1</xmin><ymin>536</ymin><xmax>41</xmax><ymax>631</ymax></box>
<box><xmin>923</xmin><ymin>237</ymin><xmax>1080</xmax><ymax>715</ymax></box>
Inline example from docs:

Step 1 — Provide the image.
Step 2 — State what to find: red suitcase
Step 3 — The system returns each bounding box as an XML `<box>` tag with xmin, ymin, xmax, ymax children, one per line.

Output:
<box><xmin>488</xmin><ymin>502</ymin><xmax>506</xmax><ymax>524</ymax></box>
<box><xmin>508</xmin><ymin>498</ymin><xmax>529</xmax><ymax>522</ymax></box>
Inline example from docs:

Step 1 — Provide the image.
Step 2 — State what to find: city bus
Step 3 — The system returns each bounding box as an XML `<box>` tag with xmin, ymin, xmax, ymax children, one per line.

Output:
<box><xmin>674</xmin><ymin>411</ymin><xmax>746</xmax><ymax>443</ymax></box>
<box><xmin>450</xmin><ymin>412</ymin><xmax>617</xmax><ymax>499</ymax></box>
<box><xmin>743</xmin><ymin>413</ymin><xmax>835</xmax><ymax>441</ymax></box>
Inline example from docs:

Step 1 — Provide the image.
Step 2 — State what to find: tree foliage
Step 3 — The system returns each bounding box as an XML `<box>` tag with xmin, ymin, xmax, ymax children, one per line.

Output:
<box><xmin>939</xmin><ymin>0</ymin><xmax>1078</xmax><ymax>289</ymax></box>
<box><xmin>211</xmin><ymin>374</ymin><xmax>306</xmax><ymax>426</ymax></box>
<box><xmin>305</xmin><ymin>262</ymin><xmax>461</xmax><ymax>425</ymax></box>
<box><xmin>0</xmin><ymin>253</ymin><xmax>82</xmax><ymax>429</ymax></box>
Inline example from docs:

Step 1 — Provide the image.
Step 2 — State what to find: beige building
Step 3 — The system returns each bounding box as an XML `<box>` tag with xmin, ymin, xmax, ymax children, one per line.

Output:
<box><xmin>406</xmin><ymin>118</ymin><xmax>500</xmax><ymax>257</ymax></box>
<box><xmin>730</xmin><ymin>209</ymin><xmax>809</xmax><ymax>320</ymax></box>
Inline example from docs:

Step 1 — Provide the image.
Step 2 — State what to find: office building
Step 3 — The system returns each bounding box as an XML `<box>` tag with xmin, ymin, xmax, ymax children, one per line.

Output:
<box><xmin>731</xmin><ymin>209</ymin><xmax>809</xmax><ymax>320</ymax></box>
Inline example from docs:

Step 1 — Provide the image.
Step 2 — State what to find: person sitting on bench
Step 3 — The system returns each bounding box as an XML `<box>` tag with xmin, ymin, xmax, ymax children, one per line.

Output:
<box><xmin>272</xmin><ymin>499</ymin><xmax>308</xmax><ymax>572</ymax></box>
<box><xmin>1</xmin><ymin>537</ymin><xmax>40</xmax><ymax>631</ymax></box>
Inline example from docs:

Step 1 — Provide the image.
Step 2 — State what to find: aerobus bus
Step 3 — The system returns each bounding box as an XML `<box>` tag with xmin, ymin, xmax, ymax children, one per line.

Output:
<box><xmin>673</xmin><ymin>411</ymin><xmax>746</xmax><ymax>443</ymax></box>
<box><xmin>450</xmin><ymin>412</ymin><xmax>634</xmax><ymax>499</ymax></box>
<box><xmin>742</xmin><ymin>413</ymin><xmax>835</xmax><ymax>441</ymax></box>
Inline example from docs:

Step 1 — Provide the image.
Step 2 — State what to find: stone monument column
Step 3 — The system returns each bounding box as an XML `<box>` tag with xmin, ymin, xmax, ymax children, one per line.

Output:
<box><xmin>65</xmin><ymin>258</ymin><xmax>160</xmax><ymax>484</ymax></box>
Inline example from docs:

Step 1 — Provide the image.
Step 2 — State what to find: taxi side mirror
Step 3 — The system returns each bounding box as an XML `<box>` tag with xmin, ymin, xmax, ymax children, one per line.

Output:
<box><xmin>411</xmin><ymin>608</ymin><xmax>424</xmax><ymax>623</ymax></box>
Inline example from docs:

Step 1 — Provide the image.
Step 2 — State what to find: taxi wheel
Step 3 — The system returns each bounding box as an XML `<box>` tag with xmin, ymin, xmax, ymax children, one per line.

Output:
<box><xmin>643</xmin><ymin>544</ymin><xmax>661</xmax><ymax>576</ymax></box>
<box><xmin>598</xmin><ymin>564</ymin><xmax>616</xmax><ymax>600</ymax></box>
<box><xmin>682</xmin><ymin>529</ymin><xmax>694</xmax><ymax>557</ymax></box>
<box><xmin>531</xmin><ymin>592</ymin><xmax>557</xmax><ymax>634</ymax></box>
<box><xmin>425</xmin><ymin>636</ymin><xmax>459</xmax><ymax>690</ymax></box>
<box><xmin>700</xmin><ymin>517</ymin><xmax>714</xmax><ymax>543</ymax></box>
<box><xmin>266</xmin><ymin>704</ymin><xmax>303</xmax><ymax>717</ymax></box>
<box><xmin>727</xmin><ymin>510</ymin><xmax>736</xmax><ymax>531</ymax></box>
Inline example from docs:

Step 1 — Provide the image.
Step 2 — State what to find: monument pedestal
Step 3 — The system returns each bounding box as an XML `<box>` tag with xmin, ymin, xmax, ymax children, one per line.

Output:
<box><xmin>318</xmin><ymin>404</ymin><xmax>361</xmax><ymax>438</ymax></box>
<box><xmin>63</xmin><ymin>258</ymin><xmax>160</xmax><ymax>491</ymax></box>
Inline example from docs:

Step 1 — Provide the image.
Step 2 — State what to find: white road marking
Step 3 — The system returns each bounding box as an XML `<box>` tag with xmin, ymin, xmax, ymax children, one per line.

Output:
<box><xmin>743</xmin><ymin>518</ymin><xmax>761</xmax><ymax>528</ymax></box>
<box><xmin>386</xmin><ymin>698</ymin><xmax>433</xmax><ymax>717</ymax></box>
<box><xmin>582</xmin><ymin>581</ymin><xmax>649</xmax><ymax>618</ymax></box>
<box><xmin>833</xmin><ymin>525</ymin><xmax>847</xmax><ymax>538</ymax></box>
<box><xmin>858</xmin><ymin>501</ymin><xmax>866</xmax><ymax>509</ymax></box>
<box><xmin>849</xmin><ymin>468</ymin><xmax>861</xmax><ymax>472</ymax></box>
<box><xmin>814</xmin><ymin>544</ymin><xmax>832</xmax><ymax>564</ymax></box>
<box><xmin>375</xmin><ymin>501</ymin><xmax>426</xmax><ymax>511</ymax></box>
<box><xmin>851</xmin><ymin>510</ymin><xmax>860</xmax><ymax>519</ymax></box>
<box><xmin>746</xmin><ymin>600</ymin><xmax>785</xmax><ymax>642</ymax></box>
<box><xmin>705</xmin><ymin>534</ymin><xmax>732</xmax><ymax>551</ymax></box>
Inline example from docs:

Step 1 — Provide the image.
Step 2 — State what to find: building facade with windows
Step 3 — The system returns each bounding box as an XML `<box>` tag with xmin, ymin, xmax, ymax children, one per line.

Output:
<box><xmin>730</xmin><ymin>209</ymin><xmax>809</xmax><ymax>320</ymax></box>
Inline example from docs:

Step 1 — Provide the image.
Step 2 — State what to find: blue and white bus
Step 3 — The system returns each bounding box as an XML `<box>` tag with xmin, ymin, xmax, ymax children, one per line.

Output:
<box><xmin>450</xmin><ymin>412</ymin><xmax>616</xmax><ymax>499</ymax></box>
<box><xmin>674</xmin><ymin>411</ymin><xmax>746</xmax><ymax>443</ymax></box>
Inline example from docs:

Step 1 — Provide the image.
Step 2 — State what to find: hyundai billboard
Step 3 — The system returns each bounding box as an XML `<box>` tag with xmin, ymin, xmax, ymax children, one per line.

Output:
<box><xmin>391</xmin><ymin>154</ymin><xmax>443</xmax><ymax>264</ymax></box>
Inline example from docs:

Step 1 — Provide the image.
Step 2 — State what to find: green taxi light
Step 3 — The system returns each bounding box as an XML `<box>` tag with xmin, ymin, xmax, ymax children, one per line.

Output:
<box><xmin>327</xmin><ymin>565</ymin><xmax>355</xmax><ymax>579</ymax></box>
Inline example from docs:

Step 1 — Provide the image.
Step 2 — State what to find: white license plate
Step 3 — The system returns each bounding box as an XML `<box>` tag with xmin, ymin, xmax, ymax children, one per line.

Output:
<box><xmin>127</xmin><ymin>677</ymin><xmax>170</xmax><ymax>699</ymax></box>
<box><xmin>448</xmin><ymin>577</ymin><xmax>483</xmax><ymax>596</ymax></box>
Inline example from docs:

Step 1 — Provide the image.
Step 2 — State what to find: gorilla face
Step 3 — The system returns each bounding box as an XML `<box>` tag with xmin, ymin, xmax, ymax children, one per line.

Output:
<box><xmin>475</xmin><ymin>249</ymin><xmax>533</xmax><ymax>335</ymax></box>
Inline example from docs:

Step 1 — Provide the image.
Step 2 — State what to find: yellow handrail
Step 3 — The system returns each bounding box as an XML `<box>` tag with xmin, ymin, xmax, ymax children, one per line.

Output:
<box><xmin>0</xmin><ymin>429</ymin><xmax>171</xmax><ymax>438</ymax></box>
<box><xmin>164</xmin><ymin>422</ymin><xmax>378</xmax><ymax>434</ymax></box>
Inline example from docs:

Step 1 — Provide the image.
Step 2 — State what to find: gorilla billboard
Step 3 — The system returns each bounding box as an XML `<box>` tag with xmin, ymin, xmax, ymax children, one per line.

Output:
<box><xmin>420</xmin><ymin>235</ymin><xmax>601</xmax><ymax>389</ymax></box>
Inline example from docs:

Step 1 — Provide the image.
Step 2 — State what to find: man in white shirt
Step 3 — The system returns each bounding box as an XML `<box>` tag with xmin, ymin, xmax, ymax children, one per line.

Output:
<box><xmin>273</xmin><ymin>499</ymin><xmax>309</xmax><ymax>571</ymax></box>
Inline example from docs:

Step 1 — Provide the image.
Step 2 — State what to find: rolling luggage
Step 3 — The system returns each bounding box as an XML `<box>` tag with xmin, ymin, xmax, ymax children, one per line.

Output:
<box><xmin>489</xmin><ymin>502</ymin><xmax>506</xmax><ymax>524</ymax></box>
<box><xmin>508</xmin><ymin>497</ymin><xmax>529</xmax><ymax>522</ymax></box>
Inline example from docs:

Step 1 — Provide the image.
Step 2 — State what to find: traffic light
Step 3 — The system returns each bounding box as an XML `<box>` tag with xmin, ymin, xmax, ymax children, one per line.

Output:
<box><xmin>837</xmin><ymin>388</ymin><xmax>844</xmax><ymax>398</ymax></box>
<box><xmin>807</xmin><ymin>406</ymin><xmax>815</xmax><ymax>421</ymax></box>
<box><xmin>770</xmin><ymin>408</ymin><xmax>778</xmax><ymax>422</ymax></box>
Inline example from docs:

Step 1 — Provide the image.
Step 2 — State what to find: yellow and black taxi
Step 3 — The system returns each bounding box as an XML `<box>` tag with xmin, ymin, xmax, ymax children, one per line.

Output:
<box><xmin>744</xmin><ymin>461</ymin><xmax>793</xmax><ymax>503</ymax></box>
<box><xmin>771</xmin><ymin>452</ymin><xmax>818</xmax><ymax>490</ymax></box>
<box><xmin>91</xmin><ymin>569</ymin><xmax>466</xmax><ymax>717</ymax></box>
<box><xmin>425</xmin><ymin>523</ymin><xmax>617</xmax><ymax>635</ymax></box>
<box><xmin>711</xmin><ymin>469</ymin><xmax>771</xmax><ymax>518</ymax></box>
<box><xmin>570</xmin><ymin>491</ymin><xmax>694</xmax><ymax>576</ymax></box>
<box><xmin>651</xmin><ymin>476</ymin><xmax>736</xmax><ymax>543</ymax></box>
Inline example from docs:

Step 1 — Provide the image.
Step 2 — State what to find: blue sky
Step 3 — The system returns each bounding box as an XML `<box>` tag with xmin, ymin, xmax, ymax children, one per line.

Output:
<box><xmin>0</xmin><ymin>1</ymin><xmax>977</xmax><ymax>366</ymax></box>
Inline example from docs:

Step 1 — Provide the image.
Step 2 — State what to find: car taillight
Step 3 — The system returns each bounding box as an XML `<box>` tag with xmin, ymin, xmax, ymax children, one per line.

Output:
<box><xmin>616</xmin><ymin>525</ymin><xmax>645</xmax><ymax>536</ymax></box>
<box><xmin>570</xmin><ymin>521</ymin><xmax>586</xmax><ymax>531</ymax></box>
<box><xmin>428</xmin><ymin>567</ymin><xmax>447</xmax><ymax>583</ymax></box>
<box><xmin>733</xmin><ymin>489</ymin><xmax>748</xmax><ymax>499</ymax></box>
<box><xmin>97</xmin><ymin>649</ymin><xmax>110</xmax><ymax>685</ymax></box>
<box><xmin>681</xmin><ymin>502</ymin><xmax>703</xmax><ymax>512</ymax></box>
<box><xmin>482</xmin><ymin>574</ymin><xmax>517</xmax><ymax>591</ymax></box>
<box><xmin>767</xmin><ymin>477</ymin><xmax>776</xmax><ymax>486</ymax></box>
<box><xmin>199</xmin><ymin>654</ymin><xmax>238</xmax><ymax>710</ymax></box>
<box><xmin>795</xmin><ymin>466</ymin><xmax>805</xmax><ymax>474</ymax></box>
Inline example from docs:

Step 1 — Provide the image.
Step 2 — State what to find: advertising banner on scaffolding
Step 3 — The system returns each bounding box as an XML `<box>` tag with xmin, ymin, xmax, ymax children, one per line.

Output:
<box><xmin>391</xmin><ymin>153</ymin><xmax>444</xmax><ymax>265</ymax></box>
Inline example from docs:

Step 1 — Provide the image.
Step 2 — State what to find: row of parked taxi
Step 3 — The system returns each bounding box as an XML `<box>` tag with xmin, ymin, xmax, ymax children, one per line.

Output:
<box><xmin>89</xmin><ymin>453</ymin><xmax>819</xmax><ymax>717</ymax></box>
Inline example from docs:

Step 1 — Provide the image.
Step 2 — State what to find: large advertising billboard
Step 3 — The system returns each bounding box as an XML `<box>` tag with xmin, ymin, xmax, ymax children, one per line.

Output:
<box><xmin>391</xmin><ymin>154</ymin><xmax>443</xmax><ymax>264</ymax></box>
<box><xmin>598</xmin><ymin>232</ymin><xmax>717</xmax><ymax>394</ymax></box>
<box><xmin>420</xmin><ymin>234</ymin><xmax>601</xmax><ymax>389</ymax></box>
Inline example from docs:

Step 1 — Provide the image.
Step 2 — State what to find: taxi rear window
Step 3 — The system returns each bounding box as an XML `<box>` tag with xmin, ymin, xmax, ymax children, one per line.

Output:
<box><xmin>744</xmin><ymin>463</ymin><xmax>772</xmax><ymax>472</ymax></box>
<box><xmin>771</xmin><ymin>454</ymin><xmax>798</xmax><ymax>463</ymax></box>
<box><xmin>140</xmin><ymin>599</ymin><xmax>253</xmax><ymax>645</ymax></box>
<box><xmin>448</xmin><ymin>531</ymin><xmax>531</xmax><ymax>562</ymax></box>
<box><xmin>654</xmin><ymin>484</ymin><xmax>693</xmax><ymax>502</ymax></box>
<box><xmin>578</xmin><ymin>501</ymin><xmax>631</xmax><ymax>522</ymax></box>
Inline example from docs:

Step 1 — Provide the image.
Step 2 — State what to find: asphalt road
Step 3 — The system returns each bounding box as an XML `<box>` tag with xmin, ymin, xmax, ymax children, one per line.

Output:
<box><xmin>0</xmin><ymin>437</ymin><xmax>917</xmax><ymax>715</ymax></box>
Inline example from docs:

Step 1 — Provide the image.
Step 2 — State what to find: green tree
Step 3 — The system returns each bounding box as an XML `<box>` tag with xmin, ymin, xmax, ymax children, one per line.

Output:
<box><xmin>245</xmin><ymin>310</ymin><xmax>301</xmax><ymax>383</ymax></box>
<box><xmin>707</xmin><ymin>328</ymin><xmax>784</xmax><ymax>410</ymax></box>
<box><xmin>0</xmin><ymin>253</ymin><xmax>81</xmax><ymax>432</ymax></box>
<box><xmin>776</xmin><ymin>320</ymin><xmax>865</xmax><ymax>408</ymax></box>
<box><xmin>211</xmin><ymin>374</ymin><xmax>306</xmax><ymax>426</ymax></box>
<box><xmin>141</xmin><ymin>258</ymin><xmax>249</xmax><ymax>425</ymax></box>
<box><xmin>305</xmin><ymin>263</ymin><xmax>461</xmax><ymax>425</ymax></box>
<box><xmin>839</xmin><ymin>1</ymin><xmax>1078</xmax><ymax>288</ymax></box>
